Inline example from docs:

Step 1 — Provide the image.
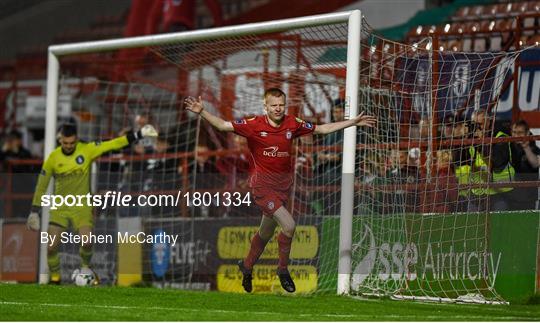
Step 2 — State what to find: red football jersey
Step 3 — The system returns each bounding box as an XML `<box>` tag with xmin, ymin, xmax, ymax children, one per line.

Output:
<box><xmin>232</xmin><ymin>115</ymin><xmax>316</xmax><ymax>191</ymax></box>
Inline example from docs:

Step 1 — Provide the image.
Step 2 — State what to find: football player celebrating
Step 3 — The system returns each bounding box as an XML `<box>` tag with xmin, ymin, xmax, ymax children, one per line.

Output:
<box><xmin>27</xmin><ymin>122</ymin><xmax>158</xmax><ymax>284</ymax></box>
<box><xmin>185</xmin><ymin>88</ymin><xmax>376</xmax><ymax>293</ymax></box>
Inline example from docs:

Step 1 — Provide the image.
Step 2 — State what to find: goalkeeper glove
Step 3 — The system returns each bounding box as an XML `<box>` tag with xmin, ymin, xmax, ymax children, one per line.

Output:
<box><xmin>27</xmin><ymin>211</ymin><xmax>40</xmax><ymax>231</ymax></box>
<box><xmin>140</xmin><ymin>124</ymin><xmax>158</xmax><ymax>138</ymax></box>
<box><xmin>128</xmin><ymin>124</ymin><xmax>159</xmax><ymax>143</ymax></box>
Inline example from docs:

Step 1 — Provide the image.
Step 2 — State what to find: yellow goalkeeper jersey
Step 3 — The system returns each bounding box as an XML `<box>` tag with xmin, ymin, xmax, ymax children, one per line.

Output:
<box><xmin>32</xmin><ymin>136</ymin><xmax>129</xmax><ymax>215</ymax></box>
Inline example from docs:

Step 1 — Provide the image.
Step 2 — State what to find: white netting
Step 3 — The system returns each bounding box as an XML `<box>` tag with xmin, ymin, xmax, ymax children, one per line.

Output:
<box><xmin>51</xmin><ymin>14</ymin><xmax>522</xmax><ymax>302</ymax></box>
<box><xmin>345</xmin><ymin>20</ymin><xmax>522</xmax><ymax>304</ymax></box>
<box><xmin>55</xmin><ymin>18</ymin><xmax>350</xmax><ymax>292</ymax></box>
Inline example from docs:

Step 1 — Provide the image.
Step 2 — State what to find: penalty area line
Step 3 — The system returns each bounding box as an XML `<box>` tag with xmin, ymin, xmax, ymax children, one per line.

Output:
<box><xmin>0</xmin><ymin>301</ymin><xmax>531</xmax><ymax>320</ymax></box>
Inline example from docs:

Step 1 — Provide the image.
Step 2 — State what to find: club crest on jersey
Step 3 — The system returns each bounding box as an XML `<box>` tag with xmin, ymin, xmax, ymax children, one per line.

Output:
<box><xmin>267</xmin><ymin>201</ymin><xmax>275</xmax><ymax>210</ymax></box>
<box><xmin>40</xmin><ymin>169</ymin><xmax>46</xmax><ymax>176</ymax></box>
<box><xmin>260</xmin><ymin>131</ymin><xmax>268</xmax><ymax>137</ymax></box>
<box><xmin>234</xmin><ymin>119</ymin><xmax>246</xmax><ymax>124</ymax></box>
<box><xmin>76</xmin><ymin>155</ymin><xmax>85</xmax><ymax>165</ymax></box>
<box><xmin>303</xmin><ymin>122</ymin><xmax>313</xmax><ymax>129</ymax></box>
<box><xmin>286</xmin><ymin>130</ymin><xmax>292</xmax><ymax>139</ymax></box>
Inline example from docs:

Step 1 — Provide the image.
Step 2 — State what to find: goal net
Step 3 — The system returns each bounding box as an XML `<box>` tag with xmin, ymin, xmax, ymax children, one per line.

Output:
<box><xmin>45</xmin><ymin>11</ymin><xmax>355</xmax><ymax>292</ymax></box>
<box><xmin>44</xmin><ymin>11</ymin><xmax>520</xmax><ymax>302</ymax></box>
<box><xmin>337</xmin><ymin>22</ymin><xmax>522</xmax><ymax>304</ymax></box>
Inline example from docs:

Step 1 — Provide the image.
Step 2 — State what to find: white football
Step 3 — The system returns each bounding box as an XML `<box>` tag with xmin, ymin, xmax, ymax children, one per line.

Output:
<box><xmin>71</xmin><ymin>268</ymin><xmax>96</xmax><ymax>287</ymax></box>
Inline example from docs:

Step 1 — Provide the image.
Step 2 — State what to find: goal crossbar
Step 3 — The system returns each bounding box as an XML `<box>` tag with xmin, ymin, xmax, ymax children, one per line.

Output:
<box><xmin>48</xmin><ymin>11</ymin><xmax>356</xmax><ymax>56</ymax></box>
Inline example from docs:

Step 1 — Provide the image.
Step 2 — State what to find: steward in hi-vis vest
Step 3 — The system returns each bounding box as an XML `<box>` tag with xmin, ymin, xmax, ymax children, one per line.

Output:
<box><xmin>455</xmin><ymin>110</ymin><xmax>513</xmax><ymax>212</ymax></box>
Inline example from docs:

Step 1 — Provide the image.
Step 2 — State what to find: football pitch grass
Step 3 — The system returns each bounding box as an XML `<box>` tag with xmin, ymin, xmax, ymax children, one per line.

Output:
<box><xmin>1</xmin><ymin>284</ymin><xmax>539</xmax><ymax>321</ymax></box>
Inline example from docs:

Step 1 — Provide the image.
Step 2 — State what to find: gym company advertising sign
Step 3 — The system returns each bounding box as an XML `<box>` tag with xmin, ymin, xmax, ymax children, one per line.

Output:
<box><xmin>141</xmin><ymin>217</ymin><xmax>320</xmax><ymax>292</ymax></box>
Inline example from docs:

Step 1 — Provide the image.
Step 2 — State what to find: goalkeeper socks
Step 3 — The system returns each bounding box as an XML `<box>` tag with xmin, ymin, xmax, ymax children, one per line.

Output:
<box><xmin>48</xmin><ymin>249</ymin><xmax>60</xmax><ymax>275</ymax></box>
<box><xmin>80</xmin><ymin>246</ymin><xmax>93</xmax><ymax>267</ymax></box>
<box><xmin>244</xmin><ymin>232</ymin><xmax>268</xmax><ymax>270</ymax></box>
<box><xmin>277</xmin><ymin>232</ymin><xmax>293</xmax><ymax>270</ymax></box>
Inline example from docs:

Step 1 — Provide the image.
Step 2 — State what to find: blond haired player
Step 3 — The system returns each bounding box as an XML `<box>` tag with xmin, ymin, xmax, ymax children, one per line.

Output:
<box><xmin>185</xmin><ymin>88</ymin><xmax>376</xmax><ymax>293</ymax></box>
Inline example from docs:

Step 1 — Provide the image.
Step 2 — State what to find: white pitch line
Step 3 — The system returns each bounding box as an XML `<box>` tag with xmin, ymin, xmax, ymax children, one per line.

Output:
<box><xmin>0</xmin><ymin>301</ymin><xmax>533</xmax><ymax>320</ymax></box>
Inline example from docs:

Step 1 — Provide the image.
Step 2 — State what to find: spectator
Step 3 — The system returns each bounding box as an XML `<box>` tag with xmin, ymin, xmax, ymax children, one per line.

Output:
<box><xmin>130</xmin><ymin>114</ymin><xmax>156</xmax><ymax>194</ymax></box>
<box><xmin>134</xmin><ymin>114</ymin><xmax>156</xmax><ymax>150</ymax></box>
<box><xmin>440</xmin><ymin>114</ymin><xmax>455</xmax><ymax>140</ymax></box>
<box><xmin>383</xmin><ymin>148</ymin><xmax>419</xmax><ymax>214</ymax></box>
<box><xmin>1</xmin><ymin>129</ymin><xmax>33</xmax><ymax>168</ymax></box>
<box><xmin>419</xmin><ymin>149</ymin><xmax>458</xmax><ymax>213</ymax></box>
<box><xmin>117</xmin><ymin>122</ymin><xmax>153</xmax><ymax>218</ymax></box>
<box><xmin>194</xmin><ymin>144</ymin><xmax>220</xmax><ymax>185</ymax></box>
<box><xmin>216</xmin><ymin>135</ymin><xmax>252</xmax><ymax>216</ymax></box>
<box><xmin>448</xmin><ymin>115</ymin><xmax>480</xmax><ymax>212</ymax></box>
<box><xmin>468</xmin><ymin>110</ymin><xmax>514</xmax><ymax>211</ymax></box>
<box><xmin>216</xmin><ymin>135</ymin><xmax>250</xmax><ymax>190</ymax></box>
<box><xmin>441</xmin><ymin>114</ymin><xmax>470</xmax><ymax>141</ymax></box>
<box><xmin>192</xmin><ymin>144</ymin><xmax>223</xmax><ymax>217</ymax></box>
<box><xmin>509</xmin><ymin>119</ymin><xmax>540</xmax><ymax>210</ymax></box>
<box><xmin>148</xmin><ymin>133</ymin><xmax>182</xmax><ymax>175</ymax></box>
<box><xmin>0</xmin><ymin>129</ymin><xmax>35</xmax><ymax>218</ymax></box>
<box><xmin>148</xmin><ymin>133</ymin><xmax>182</xmax><ymax>217</ymax></box>
<box><xmin>358</xmin><ymin>154</ymin><xmax>387</xmax><ymax>214</ymax></box>
<box><xmin>313</xmin><ymin>99</ymin><xmax>345</xmax><ymax>215</ymax></box>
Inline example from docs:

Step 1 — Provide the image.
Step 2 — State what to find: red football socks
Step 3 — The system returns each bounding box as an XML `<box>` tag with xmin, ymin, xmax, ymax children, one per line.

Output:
<box><xmin>277</xmin><ymin>232</ymin><xmax>293</xmax><ymax>270</ymax></box>
<box><xmin>244</xmin><ymin>232</ymin><xmax>268</xmax><ymax>270</ymax></box>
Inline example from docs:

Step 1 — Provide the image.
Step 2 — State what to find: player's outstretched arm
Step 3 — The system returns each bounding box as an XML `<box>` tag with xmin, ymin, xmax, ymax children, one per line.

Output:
<box><xmin>89</xmin><ymin>125</ymin><xmax>158</xmax><ymax>160</ymax></box>
<box><xmin>185</xmin><ymin>96</ymin><xmax>234</xmax><ymax>132</ymax></box>
<box><xmin>314</xmin><ymin>111</ymin><xmax>376</xmax><ymax>135</ymax></box>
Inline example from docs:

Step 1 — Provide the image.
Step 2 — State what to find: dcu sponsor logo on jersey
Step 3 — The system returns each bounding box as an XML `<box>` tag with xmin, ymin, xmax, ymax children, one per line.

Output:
<box><xmin>234</xmin><ymin>119</ymin><xmax>246</xmax><ymax>125</ymax></box>
<box><xmin>75</xmin><ymin>155</ymin><xmax>85</xmax><ymax>165</ymax></box>
<box><xmin>262</xmin><ymin>146</ymin><xmax>290</xmax><ymax>158</ymax></box>
<box><xmin>262</xmin><ymin>146</ymin><xmax>279</xmax><ymax>157</ymax></box>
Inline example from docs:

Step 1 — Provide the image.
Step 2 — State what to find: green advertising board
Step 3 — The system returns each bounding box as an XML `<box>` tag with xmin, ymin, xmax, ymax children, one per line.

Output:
<box><xmin>319</xmin><ymin>211</ymin><xmax>539</xmax><ymax>303</ymax></box>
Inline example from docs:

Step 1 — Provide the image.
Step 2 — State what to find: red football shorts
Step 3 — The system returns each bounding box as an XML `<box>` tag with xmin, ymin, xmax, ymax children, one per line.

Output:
<box><xmin>252</xmin><ymin>187</ymin><xmax>289</xmax><ymax>216</ymax></box>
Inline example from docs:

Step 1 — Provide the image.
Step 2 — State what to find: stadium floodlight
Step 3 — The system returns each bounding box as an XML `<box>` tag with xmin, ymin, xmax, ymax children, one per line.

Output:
<box><xmin>44</xmin><ymin>9</ymin><xmax>521</xmax><ymax>304</ymax></box>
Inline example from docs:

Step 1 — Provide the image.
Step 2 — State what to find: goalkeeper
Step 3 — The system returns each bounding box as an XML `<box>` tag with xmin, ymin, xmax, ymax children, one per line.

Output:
<box><xmin>185</xmin><ymin>88</ymin><xmax>376</xmax><ymax>293</ymax></box>
<box><xmin>26</xmin><ymin>122</ymin><xmax>158</xmax><ymax>284</ymax></box>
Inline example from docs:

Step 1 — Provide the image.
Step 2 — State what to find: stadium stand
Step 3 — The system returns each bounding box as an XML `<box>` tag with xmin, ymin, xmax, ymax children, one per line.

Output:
<box><xmin>1</xmin><ymin>1</ymin><xmax>539</xmax><ymax>217</ymax></box>
<box><xmin>406</xmin><ymin>0</ymin><xmax>540</xmax><ymax>52</ymax></box>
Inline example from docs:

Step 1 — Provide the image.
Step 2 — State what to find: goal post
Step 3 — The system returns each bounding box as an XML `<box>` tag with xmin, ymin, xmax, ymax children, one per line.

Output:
<box><xmin>43</xmin><ymin>10</ymin><xmax>362</xmax><ymax>290</ymax></box>
<box><xmin>337</xmin><ymin>9</ymin><xmax>361</xmax><ymax>295</ymax></box>
<box><xmin>39</xmin><ymin>51</ymin><xmax>60</xmax><ymax>284</ymax></box>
